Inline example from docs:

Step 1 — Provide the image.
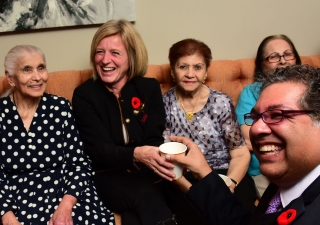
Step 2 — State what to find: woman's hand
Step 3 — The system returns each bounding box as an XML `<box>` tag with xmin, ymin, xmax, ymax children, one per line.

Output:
<box><xmin>49</xmin><ymin>195</ymin><xmax>77</xmax><ymax>225</ymax></box>
<box><xmin>166</xmin><ymin>136</ymin><xmax>212</xmax><ymax>180</ymax></box>
<box><xmin>1</xmin><ymin>211</ymin><xmax>21</xmax><ymax>225</ymax></box>
<box><xmin>134</xmin><ymin>146</ymin><xmax>176</xmax><ymax>180</ymax></box>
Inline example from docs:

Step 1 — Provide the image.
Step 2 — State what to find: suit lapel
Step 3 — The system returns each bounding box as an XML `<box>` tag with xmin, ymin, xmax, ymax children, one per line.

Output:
<box><xmin>253</xmin><ymin>174</ymin><xmax>320</xmax><ymax>224</ymax></box>
<box><xmin>251</xmin><ymin>183</ymin><xmax>279</xmax><ymax>224</ymax></box>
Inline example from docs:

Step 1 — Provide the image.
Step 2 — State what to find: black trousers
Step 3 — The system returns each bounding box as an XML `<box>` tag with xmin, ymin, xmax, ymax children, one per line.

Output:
<box><xmin>163</xmin><ymin>180</ymin><xmax>210</xmax><ymax>225</ymax></box>
<box><xmin>93</xmin><ymin>169</ymin><xmax>173</xmax><ymax>225</ymax></box>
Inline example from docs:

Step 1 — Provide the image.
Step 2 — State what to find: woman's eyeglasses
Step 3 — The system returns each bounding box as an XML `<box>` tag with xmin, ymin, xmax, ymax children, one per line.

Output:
<box><xmin>265</xmin><ymin>51</ymin><xmax>295</xmax><ymax>63</ymax></box>
<box><xmin>244</xmin><ymin>109</ymin><xmax>314</xmax><ymax>126</ymax></box>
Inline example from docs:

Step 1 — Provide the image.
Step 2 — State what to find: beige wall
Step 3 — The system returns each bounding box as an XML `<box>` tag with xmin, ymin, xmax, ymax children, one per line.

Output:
<box><xmin>1</xmin><ymin>0</ymin><xmax>320</xmax><ymax>74</ymax></box>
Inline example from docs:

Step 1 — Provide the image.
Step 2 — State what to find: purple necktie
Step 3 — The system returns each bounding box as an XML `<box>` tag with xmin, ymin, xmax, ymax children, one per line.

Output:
<box><xmin>265</xmin><ymin>189</ymin><xmax>282</xmax><ymax>214</ymax></box>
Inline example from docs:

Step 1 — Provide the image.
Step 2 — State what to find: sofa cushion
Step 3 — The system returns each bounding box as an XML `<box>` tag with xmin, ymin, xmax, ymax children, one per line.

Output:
<box><xmin>45</xmin><ymin>69</ymin><xmax>92</xmax><ymax>101</ymax></box>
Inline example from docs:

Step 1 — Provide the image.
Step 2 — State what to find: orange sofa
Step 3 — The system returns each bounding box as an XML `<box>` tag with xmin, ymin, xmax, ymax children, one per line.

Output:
<box><xmin>0</xmin><ymin>55</ymin><xmax>320</xmax><ymax>224</ymax></box>
<box><xmin>1</xmin><ymin>55</ymin><xmax>320</xmax><ymax>107</ymax></box>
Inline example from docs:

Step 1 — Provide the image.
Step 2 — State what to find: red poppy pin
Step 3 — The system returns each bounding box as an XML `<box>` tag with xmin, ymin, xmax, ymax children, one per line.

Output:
<box><xmin>131</xmin><ymin>97</ymin><xmax>148</xmax><ymax>124</ymax></box>
<box><xmin>131</xmin><ymin>97</ymin><xmax>141</xmax><ymax>109</ymax></box>
<box><xmin>277</xmin><ymin>209</ymin><xmax>297</xmax><ymax>225</ymax></box>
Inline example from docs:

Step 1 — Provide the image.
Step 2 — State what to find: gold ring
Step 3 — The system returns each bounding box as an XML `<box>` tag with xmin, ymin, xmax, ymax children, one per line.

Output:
<box><xmin>154</xmin><ymin>168</ymin><xmax>157</xmax><ymax>172</ymax></box>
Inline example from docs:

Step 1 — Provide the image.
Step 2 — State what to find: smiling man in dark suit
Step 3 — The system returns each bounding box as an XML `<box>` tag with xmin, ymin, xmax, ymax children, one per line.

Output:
<box><xmin>166</xmin><ymin>65</ymin><xmax>320</xmax><ymax>224</ymax></box>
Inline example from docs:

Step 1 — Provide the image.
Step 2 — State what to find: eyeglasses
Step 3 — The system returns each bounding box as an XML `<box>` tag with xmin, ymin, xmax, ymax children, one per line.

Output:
<box><xmin>244</xmin><ymin>109</ymin><xmax>314</xmax><ymax>126</ymax></box>
<box><xmin>265</xmin><ymin>51</ymin><xmax>295</xmax><ymax>63</ymax></box>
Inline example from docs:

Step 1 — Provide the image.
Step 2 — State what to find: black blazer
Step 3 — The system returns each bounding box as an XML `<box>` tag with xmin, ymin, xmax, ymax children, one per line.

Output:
<box><xmin>72</xmin><ymin>76</ymin><xmax>166</xmax><ymax>171</ymax></box>
<box><xmin>251</xmin><ymin>173</ymin><xmax>320</xmax><ymax>225</ymax></box>
<box><xmin>186</xmin><ymin>171</ymin><xmax>320</xmax><ymax>225</ymax></box>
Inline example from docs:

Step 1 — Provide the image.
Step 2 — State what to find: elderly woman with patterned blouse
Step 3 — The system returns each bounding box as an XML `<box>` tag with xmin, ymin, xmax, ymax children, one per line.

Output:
<box><xmin>0</xmin><ymin>45</ymin><xmax>114</xmax><ymax>225</ymax></box>
<box><xmin>163</xmin><ymin>38</ymin><xmax>256</xmax><ymax>216</ymax></box>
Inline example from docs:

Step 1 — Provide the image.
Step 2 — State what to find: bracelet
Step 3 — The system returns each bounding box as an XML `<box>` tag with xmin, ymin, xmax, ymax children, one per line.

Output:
<box><xmin>229</xmin><ymin>177</ymin><xmax>238</xmax><ymax>187</ymax></box>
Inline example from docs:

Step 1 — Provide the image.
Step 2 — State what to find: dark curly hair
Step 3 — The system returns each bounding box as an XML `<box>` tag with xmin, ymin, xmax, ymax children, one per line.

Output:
<box><xmin>261</xmin><ymin>65</ymin><xmax>320</xmax><ymax>125</ymax></box>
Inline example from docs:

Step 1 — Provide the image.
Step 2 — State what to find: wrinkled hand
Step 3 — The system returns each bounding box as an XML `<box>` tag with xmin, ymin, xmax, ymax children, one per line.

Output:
<box><xmin>49</xmin><ymin>195</ymin><xmax>76</xmax><ymax>225</ymax></box>
<box><xmin>165</xmin><ymin>136</ymin><xmax>212</xmax><ymax>180</ymax></box>
<box><xmin>1</xmin><ymin>211</ymin><xmax>21</xmax><ymax>225</ymax></box>
<box><xmin>49</xmin><ymin>207</ymin><xmax>73</xmax><ymax>225</ymax></box>
<box><xmin>134</xmin><ymin>145</ymin><xmax>176</xmax><ymax>180</ymax></box>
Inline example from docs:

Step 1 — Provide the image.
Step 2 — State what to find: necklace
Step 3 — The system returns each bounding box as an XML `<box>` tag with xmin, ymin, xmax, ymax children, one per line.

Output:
<box><xmin>177</xmin><ymin>91</ymin><xmax>201</xmax><ymax>122</ymax></box>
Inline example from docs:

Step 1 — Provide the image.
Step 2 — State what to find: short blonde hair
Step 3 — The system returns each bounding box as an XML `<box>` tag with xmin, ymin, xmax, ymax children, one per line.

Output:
<box><xmin>90</xmin><ymin>20</ymin><xmax>148</xmax><ymax>81</ymax></box>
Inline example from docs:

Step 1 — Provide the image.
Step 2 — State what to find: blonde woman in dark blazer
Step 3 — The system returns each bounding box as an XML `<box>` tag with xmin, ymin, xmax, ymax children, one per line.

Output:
<box><xmin>72</xmin><ymin>20</ymin><xmax>178</xmax><ymax>225</ymax></box>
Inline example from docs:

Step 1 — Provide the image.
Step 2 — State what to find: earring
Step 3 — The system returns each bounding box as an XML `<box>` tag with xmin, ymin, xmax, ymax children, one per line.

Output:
<box><xmin>171</xmin><ymin>73</ymin><xmax>176</xmax><ymax>82</ymax></box>
<box><xmin>202</xmin><ymin>75</ymin><xmax>207</xmax><ymax>83</ymax></box>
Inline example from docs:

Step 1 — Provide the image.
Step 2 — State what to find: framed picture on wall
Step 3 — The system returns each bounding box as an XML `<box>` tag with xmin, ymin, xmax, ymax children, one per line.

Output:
<box><xmin>0</xmin><ymin>0</ymin><xmax>135</xmax><ymax>33</ymax></box>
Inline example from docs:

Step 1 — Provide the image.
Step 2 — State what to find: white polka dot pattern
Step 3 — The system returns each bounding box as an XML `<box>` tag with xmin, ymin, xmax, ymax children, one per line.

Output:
<box><xmin>0</xmin><ymin>94</ymin><xmax>114</xmax><ymax>224</ymax></box>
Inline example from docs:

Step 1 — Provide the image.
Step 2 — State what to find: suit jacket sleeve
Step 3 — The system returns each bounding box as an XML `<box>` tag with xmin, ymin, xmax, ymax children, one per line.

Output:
<box><xmin>186</xmin><ymin>171</ymin><xmax>252</xmax><ymax>224</ymax></box>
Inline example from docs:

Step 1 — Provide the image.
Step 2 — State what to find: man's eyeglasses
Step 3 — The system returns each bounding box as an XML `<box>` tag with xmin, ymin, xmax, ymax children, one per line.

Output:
<box><xmin>265</xmin><ymin>51</ymin><xmax>295</xmax><ymax>63</ymax></box>
<box><xmin>244</xmin><ymin>109</ymin><xmax>314</xmax><ymax>126</ymax></box>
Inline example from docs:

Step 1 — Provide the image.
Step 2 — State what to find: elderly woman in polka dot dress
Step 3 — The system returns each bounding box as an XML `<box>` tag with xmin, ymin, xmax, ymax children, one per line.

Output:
<box><xmin>0</xmin><ymin>45</ymin><xmax>114</xmax><ymax>225</ymax></box>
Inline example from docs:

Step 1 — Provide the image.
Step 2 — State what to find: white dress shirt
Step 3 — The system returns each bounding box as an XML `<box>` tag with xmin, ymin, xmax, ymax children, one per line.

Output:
<box><xmin>280</xmin><ymin>164</ymin><xmax>320</xmax><ymax>207</ymax></box>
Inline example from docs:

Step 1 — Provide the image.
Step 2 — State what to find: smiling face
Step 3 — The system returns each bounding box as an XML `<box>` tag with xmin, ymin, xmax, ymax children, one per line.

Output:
<box><xmin>172</xmin><ymin>54</ymin><xmax>207</xmax><ymax>94</ymax></box>
<box><xmin>250</xmin><ymin>82</ymin><xmax>320</xmax><ymax>188</ymax></box>
<box><xmin>94</xmin><ymin>34</ymin><xmax>129</xmax><ymax>89</ymax></box>
<box><xmin>262</xmin><ymin>39</ymin><xmax>297</xmax><ymax>72</ymax></box>
<box><xmin>7</xmin><ymin>53</ymin><xmax>48</xmax><ymax>98</ymax></box>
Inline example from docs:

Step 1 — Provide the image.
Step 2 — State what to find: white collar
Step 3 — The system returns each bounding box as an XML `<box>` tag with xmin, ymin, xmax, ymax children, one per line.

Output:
<box><xmin>280</xmin><ymin>164</ymin><xmax>320</xmax><ymax>207</ymax></box>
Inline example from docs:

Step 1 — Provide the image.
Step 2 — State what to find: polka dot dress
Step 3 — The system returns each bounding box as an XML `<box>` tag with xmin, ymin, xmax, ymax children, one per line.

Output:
<box><xmin>0</xmin><ymin>93</ymin><xmax>114</xmax><ymax>225</ymax></box>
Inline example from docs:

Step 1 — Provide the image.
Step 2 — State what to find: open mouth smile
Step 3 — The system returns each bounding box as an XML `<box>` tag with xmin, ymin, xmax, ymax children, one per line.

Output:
<box><xmin>259</xmin><ymin>145</ymin><xmax>283</xmax><ymax>155</ymax></box>
<box><xmin>102</xmin><ymin>67</ymin><xmax>115</xmax><ymax>72</ymax></box>
<box><xmin>29</xmin><ymin>84</ymin><xmax>43</xmax><ymax>89</ymax></box>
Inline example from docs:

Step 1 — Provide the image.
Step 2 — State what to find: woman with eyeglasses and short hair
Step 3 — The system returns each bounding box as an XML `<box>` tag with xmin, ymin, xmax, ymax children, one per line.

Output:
<box><xmin>235</xmin><ymin>34</ymin><xmax>301</xmax><ymax>198</ymax></box>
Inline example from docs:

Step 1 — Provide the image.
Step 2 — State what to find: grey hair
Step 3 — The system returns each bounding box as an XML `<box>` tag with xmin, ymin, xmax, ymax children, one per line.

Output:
<box><xmin>4</xmin><ymin>45</ymin><xmax>46</xmax><ymax>76</ymax></box>
<box><xmin>261</xmin><ymin>65</ymin><xmax>320</xmax><ymax>128</ymax></box>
